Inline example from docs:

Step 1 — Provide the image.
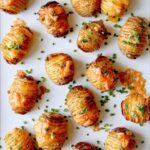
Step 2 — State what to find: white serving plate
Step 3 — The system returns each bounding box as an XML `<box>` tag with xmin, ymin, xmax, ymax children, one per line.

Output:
<box><xmin>0</xmin><ymin>0</ymin><xmax>150</xmax><ymax>149</ymax></box>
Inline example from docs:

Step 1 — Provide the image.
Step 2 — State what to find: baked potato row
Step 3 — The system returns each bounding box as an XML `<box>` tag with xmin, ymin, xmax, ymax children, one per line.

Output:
<box><xmin>1</xmin><ymin>19</ymin><xmax>33</xmax><ymax>64</ymax></box>
<box><xmin>38</xmin><ymin>1</ymin><xmax>69</xmax><ymax>37</ymax></box>
<box><xmin>0</xmin><ymin>0</ymin><xmax>28</xmax><ymax>14</ymax></box>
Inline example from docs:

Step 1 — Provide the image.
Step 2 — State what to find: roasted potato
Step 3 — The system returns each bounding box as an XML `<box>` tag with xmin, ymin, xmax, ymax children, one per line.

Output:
<box><xmin>101</xmin><ymin>0</ymin><xmax>129</xmax><ymax>18</ymax></box>
<box><xmin>0</xmin><ymin>0</ymin><xmax>28</xmax><ymax>14</ymax></box>
<box><xmin>8</xmin><ymin>71</ymin><xmax>45</xmax><ymax>114</ymax></box>
<box><xmin>38</xmin><ymin>1</ymin><xmax>69</xmax><ymax>37</ymax></box>
<box><xmin>86</xmin><ymin>55</ymin><xmax>118</xmax><ymax>91</ymax></box>
<box><xmin>4</xmin><ymin>128</ymin><xmax>35</xmax><ymax>150</ymax></box>
<box><xmin>45</xmin><ymin>53</ymin><xmax>74</xmax><ymax>85</ymax></box>
<box><xmin>105</xmin><ymin>127</ymin><xmax>136</xmax><ymax>150</ymax></box>
<box><xmin>71</xmin><ymin>0</ymin><xmax>101</xmax><ymax>17</ymax></box>
<box><xmin>118</xmin><ymin>17</ymin><xmax>148</xmax><ymax>59</ymax></box>
<box><xmin>34</xmin><ymin>112</ymin><xmax>67</xmax><ymax>150</ymax></box>
<box><xmin>66</xmin><ymin>85</ymin><xmax>99</xmax><ymax>127</ymax></box>
<box><xmin>74</xmin><ymin>142</ymin><xmax>97</xmax><ymax>150</ymax></box>
<box><xmin>1</xmin><ymin>18</ymin><xmax>33</xmax><ymax>64</ymax></box>
<box><xmin>77</xmin><ymin>20</ymin><xmax>107</xmax><ymax>52</ymax></box>
<box><xmin>121</xmin><ymin>93</ymin><xmax>150</xmax><ymax>124</ymax></box>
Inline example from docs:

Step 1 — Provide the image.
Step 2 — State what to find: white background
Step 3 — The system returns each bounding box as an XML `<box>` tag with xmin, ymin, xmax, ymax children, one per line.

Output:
<box><xmin>0</xmin><ymin>0</ymin><xmax>150</xmax><ymax>149</ymax></box>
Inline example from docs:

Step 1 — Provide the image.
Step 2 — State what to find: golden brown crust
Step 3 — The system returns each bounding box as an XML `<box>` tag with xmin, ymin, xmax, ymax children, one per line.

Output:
<box><xmin>121</xmin><ymin>93</ymin><xmax>150</xmax><ymax>123</ymax></box>
<box><xmin>105</xmin><ymin>127</ymin><xmax>136</xmax><ymax>150</ymax></box>
<box><xmin>8</xmin><ymin>71</ymin><xmax>39</xmax><ymax>114</ymax></box>
<box><xmin>71</xmin><ymin>0</ymin><xmax>101</xmax><ymax>17</ymax></box>
<box><xmin>34</xmin><ymin>112</ymin><xmax>67</xmax><ymax>150</ymax></box>
<box><xmin>101</xmin><ymin>0</ymin><xmax>129</xmax><ymax>17</ymax></box>
<box><xmin>86</xmin><ymin>55</ymin><xmax>118</xmax><ymax>91</ymax></box>
<box><xmin>66</xmin><ymin>85</ymin><xmax>99</xmax><ymax>127</ymax></box>
<box><xmin>38</xmin><ymin>1</ymin><xmax>69</xmax><ymax>37</ymax></box>
<box><xmin>4</xmin><ymin>128</ymin><xmax>35</xmax><ymax>150</ymax></box>
<box><xmin>0</xmin><ymin>0</ymin><xmax>28</xmax><ymax>14</ymax></box>
<box><xmin>45</xmin><ymin>53</ymin><xmax>74</xmax><ymax>85</ymax></box>
<box><xmin>77</xmin><ymin>20</ymin><xmax>107</xmax><ymax>52</ymax></box>
<box><xmin>1</xmin><ymin>19</ymin><xmax>33</xmax><ymax>64</ymax></box>
<box><xmin>118</xmin><ymin>17</ymin><xmax>148</xmax><ymax>59</ymax></box>
<box><xmin>74</xmin><ymin>142</ymin><xmax>97</xmax><ymax>150</ymax></box>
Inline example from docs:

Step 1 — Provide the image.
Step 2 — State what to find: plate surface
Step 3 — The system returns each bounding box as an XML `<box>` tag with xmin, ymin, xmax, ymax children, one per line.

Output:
<box><xmin>0</xmin><ymin>0</ymin><xmax>150</xmax><ymax>149</ymax></box>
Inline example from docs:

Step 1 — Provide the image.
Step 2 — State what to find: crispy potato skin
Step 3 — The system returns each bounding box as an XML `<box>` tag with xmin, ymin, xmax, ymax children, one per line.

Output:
<box><xmin>34</xmin><ymin>112</ymin><xmax>67</xmax><ymax>150</ymax></box>
<box><xmin>4</xmin><ymin>128</ymin><xmax>35</xmax><ymax>150</ymax></box>
<box><xmin>74</xmin><ymin>142</ymin><xmax>97</xmax><ymax>150</ymax></box>
<box><xmin>0</xmin><ymin>0</ymin><xmax>28</xmax><ymax>14</ymax></box>
<box><xmin>45</xmin><ymin>53</ymin><xmax>74</xmax><ymax>85</ymax></box>
<box><xmin>121</xmin><ymin>93</ymin><xmax>150</xmax><ymax>123</ymax></box>
<box><xmin>66</xmin><ymin>85</ymin><xmax>99</xmax><ymax>127</ymax></box>
<box><xmin>38</xmin><ymin>1</ymin><xmax>69</xmax><ymax>37</ymax></box>
<box><xmin>105</xmin><ymin>127</ymin><xmax>136</xmax><ymax>150</ymax></box>
<box><xmin>118</xmin><ymin>17</ymin><xmax>148</xmax><ymax>59</ymax></box>
<box><xmin>86</xmin><ymin>55</ymin><xmax>118</xmax><ymax>91</ymax></box>
<box><xmin>1</xmin><ymin>19</ymin><xmax>33</xmax><ymax>64</ymax></box>
<box><xmin>71</xmin><ymin>0</ymin><xmax>101</xmax><ymax>17</ymax></box>
<box><xmin>101</xmin><ymin>0</ymin><xmax>129</xmax><ymax>17</ymax></box>
<box><xmin>8</xmin><ymin>71</ymin><xmax>39</xmax><ymax>114</ymax></box>
<box><xmin>77</xmin><ymin>21</ymin><xmax>107</xmax><ymax>52</ymax></box>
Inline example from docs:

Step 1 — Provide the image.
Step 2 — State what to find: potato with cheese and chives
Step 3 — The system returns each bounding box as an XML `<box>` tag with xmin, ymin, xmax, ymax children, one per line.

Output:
<box><xmin>0</xmin><ymin>0</ymin><xmax>28</xmax><ymax>14</ymax></box>
<box><xmin>4</xmin><ymin>128</ymin><xmax>35</xmax><ymax>150</ymax></box>
<box><xmin>70</xmin><ymin>0</ymin><xmax>101</xmax><ymax>17</ymax></box>
<box><xmin>1</xmin><ymin>18</ymin><xmax>33</xmax><ymax>64</ymax></box>
<box><xmin>121</xmin><ymin>93</ymin><xmax>150</xmax><ymax>124</ymax></box>
<box><xmin>77</xmin><ymin>20</ymin><xmax>107</xmax><ymax>52</ymax></box>
<box><xmin>66</xmin><ymin>85</ymin><xmax>99</xmax><ymax>127</ymax></box>
<box><xmin>118</xmin><ymin>17</ymin><xmax>148</xmax><ymax>59</ymax></box>
<box><xmin>105</xmin><ymin>127</ymin><xmax>136</xmax><ymax>150</ymax></box>
<box><xmin>74</xmin><ymin>142</ymin><xmax>97</xmax><ymax>150</ymax></box>
<box><xmin>45</xmin><ymin>53</ymin><xmax>74</xmax><ymax>85</ymax></box>
<box><xmin>101</xmin><ymin>0</ymin><xmax>129</xmax><ymax>19</ymax></box>
<box><xmin>8</xmin><ymin>71</ymin><xmax>45</xmax><ymax>114</ymax></box>
<box><xmin>34</xmin><ymin>112</ymin><xmax>67</xmax><ymax>150</ymax></box>
<box><xmin>38</xmin><ymin>1</ymin><xmax>69</xmax><ymax>37</ymax></box>
<box><xmin>86</xmin><ymin>55</ymin><xmax>118</xmax><ymax>91</ymax></box>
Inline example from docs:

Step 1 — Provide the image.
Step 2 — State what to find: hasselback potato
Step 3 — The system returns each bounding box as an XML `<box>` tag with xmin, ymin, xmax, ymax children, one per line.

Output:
<box><xmin>105</xmin><ymin>127</ymin><xmax>136</xmax><ymax>150</ymax></box>
<box><xmin>4</xmin><ymin>128</ymin><xmax>35</xmax><ymax>150</ymax></box>
<box><xmin>101</xmin><ymin>0</ymin><xmax>129</xmax><ymax>18</ymax></box>
<box><xmin>34</xmin><ymin>112</ymin><xmax>67</xmax><ymax>150</ymax></box>
<box><xmin>70</xmin><ymin>0</ymin><xmax>101</xmax><ymax>17</ymax></box>
<box><xmin>0</xmin><ymin>0</ymin><xmax>28</xmax><ymax>14</ymax></box>
<box><xmin>66</xmin><ymin>85</ymin><xmax>99</xmax><ymax>127</ymax></box>
<box><xmin>118</xmin><ymin>17</ymin><xmax>148</xmax><ymax>59</ymax></box>
<box><xmin>77</xmin><ymin>20</ymin><xmax>107</xmax><ymax>52</ymax></box>
<box><xmin>74</xmin><ymin>142</ymin><xmax>97</xmax><ymax>150</ymax></box>
<box><xmin>86</xmin><ymin>55</ymin><xmax>118</xmax><ymax>91</ymax></box>
<box><xmin>38</xmin><ymin>1</ymin><xmax>69</xmax><ymax>37</ymax></box>
<box><xmin>8</xmin><ymin>71</ymin><xmax>44</xmax><ymax>114</ymax></box>
<box><xmin>121</xmin><ymin>93</ymin><xmax>150</xmax><ymax>124</ymax></box>
<box><xmin>1</xmin><ymin>18</ymin><xmax>33</xmax><ymax>64</ymax></box>
<box><xmin>45</xmin><ymin>53</ymin><xmax>74</xmax><ymax>85</ymax></box>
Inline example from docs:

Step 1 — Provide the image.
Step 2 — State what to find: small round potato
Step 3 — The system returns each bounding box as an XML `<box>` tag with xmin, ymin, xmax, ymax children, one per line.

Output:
<box><xmin>66</xmin><ymin>85</ymin><xmax>99</xmax><ymax>127</ymax></box>
<box><xmin>38</xmin><ymin>1</ymin><xmax>69</xmax><ymax>37</ymax></box>
<box><xmin>118</xmin><ymin>17</ymin><xmax>148</xmax><ymax>59</ymax></box>
<box><xmin>45</xmin><ymin>53</ymin><xmax>74</xmax><ymax>85</ymax></box>
<box><xmin>86</xmin><ymin>55</ymin><xmax>118</xmax><ymax>91</ymax></box>
<box><xmin>34</xmin><ymin>112</ymin><xmax>67</xmax><ymax>150</ymax></box>
<box><xmin>121</xmin><ymin>93</ymin><xmax>150</xmax><ymax>124</ymax></box>
<box><xmin>8</xmin><ymin>71</ymin><xmax>40</xmax><ymax>114</ymax></box>
<box><xmin>0</xmin><ymin>0</ymin><xmax>28</xmax><ymax>14</ymax></box>
<box><xmin>4</xmin><ymin>128</ymin><xmax>35</xmax><ymax>150</ymax></box>
<box><xmin>74</xmin><ymin>142</ymin><xmax>97</xmax><ymax>150</ymax></box>
<box><xmin>1</xmin><ymin>18</ymin><xmax>33</xmax><ymax>64</ymax></box>
<box><xmin>71</xmin><ymin>0</ymin><xmax>101</xmax><ymax>17</ymax></box>
<box><xmin>77</xmin><ymin>20</ymin><xmax>107</xmax><ymax>52</ymax></box>
<box><xmin>105</xmin><ymin>127</ymin><xmax>136</xmax><ymax>150</ymax></box>
<box><xmin>101</xmin><ymin>0</ymin><xmax>129</xmax><ymax>18</ymax></box>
